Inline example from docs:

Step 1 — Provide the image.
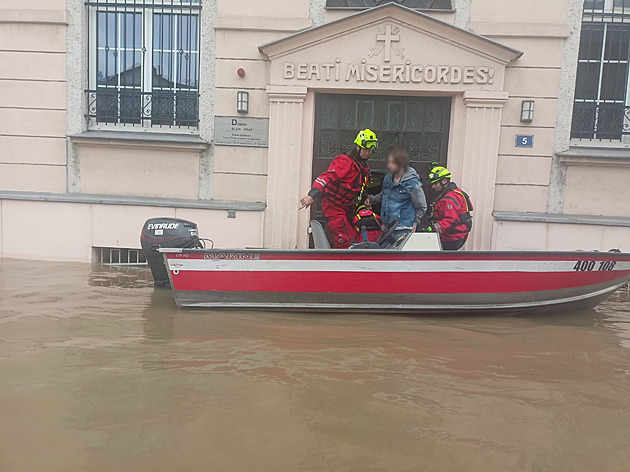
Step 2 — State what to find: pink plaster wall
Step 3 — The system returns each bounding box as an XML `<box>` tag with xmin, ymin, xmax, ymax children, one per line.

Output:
<box><xmin>0</xmin><ymin>199</ymin><xmax>264</xmax><ymax>262</ymax></box>
<box><xmin>0</xmin><ymin>2</ymin><xmax>68</xmax><ymax>193</ymax></box>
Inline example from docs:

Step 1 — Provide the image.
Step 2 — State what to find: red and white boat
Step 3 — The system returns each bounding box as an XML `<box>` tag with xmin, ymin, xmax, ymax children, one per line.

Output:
<box><xmin>160</xmin><ymin>248</ymin><xmax>630</xmax><ymax>314</ymax></box>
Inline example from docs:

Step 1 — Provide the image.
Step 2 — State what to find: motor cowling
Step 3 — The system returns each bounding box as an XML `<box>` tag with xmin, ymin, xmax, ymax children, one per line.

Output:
<box><xmin>141</xmin><ymin>218</ymin><xmax>201</xmax><ymax>288</ymax></box>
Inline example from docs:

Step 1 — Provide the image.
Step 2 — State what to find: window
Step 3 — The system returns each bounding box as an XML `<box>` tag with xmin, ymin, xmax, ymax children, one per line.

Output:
<box><xmin>87</xmin><ymin>0</ymin><xmax>201</xmax><ymax>129</ymax></box>
<box><xmin>572</xmin><ymin>0</ymin><xmax>630</xmax><ymax>141</ymax></box>
<box><xmin>326</xmin><ymin>0</ymin><xmax>452</xmax><ymax>10</ymax></box>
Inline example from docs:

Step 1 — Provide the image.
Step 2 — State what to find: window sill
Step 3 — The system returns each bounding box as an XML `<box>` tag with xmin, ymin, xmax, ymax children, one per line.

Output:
<box><xmin>0</xmin><ymin>191</ymin><xmax>265</xmax><ymax>211</ymax></box>
<box><xmin>558</xmin><ymin>146</ymin><xmax>630</xmax><ymax>167</ymax></box>
<box><xmin>494</xmin><ymin>212</ymin><xmax>630</xmax><ymax>228</ymax></box>
<box><xmin>69</xmin><ymin>131</ymin><xmax>210</xmax><ymax>152</ymax></box>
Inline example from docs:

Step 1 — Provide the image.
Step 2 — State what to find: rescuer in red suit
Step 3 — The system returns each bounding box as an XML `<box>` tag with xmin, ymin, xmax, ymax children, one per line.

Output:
<box><xmin>426</xmin><ymin>164</ymin><xmax>474</xmax><ymax>251</ymax></box>
<box><xmin>299</xmin><ymin>129</ymin><xmax>378</xmax><ymax>249</ymax></box>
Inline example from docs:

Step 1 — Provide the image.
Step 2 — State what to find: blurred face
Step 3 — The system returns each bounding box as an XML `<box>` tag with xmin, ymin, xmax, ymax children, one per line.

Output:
<box><xmin>431</xmin><ymin>179</ymin><xmax>447</xmax><ymax>193</ymax></box>
<box><xmin>386</xmin><ymin>153</ymin><xmax>399</xmax><ymax>174</ymax></box>
<box><xmin>359</xmin><ymin>147</ymin><xmax>373</xmax><ymax>160</ymax></box>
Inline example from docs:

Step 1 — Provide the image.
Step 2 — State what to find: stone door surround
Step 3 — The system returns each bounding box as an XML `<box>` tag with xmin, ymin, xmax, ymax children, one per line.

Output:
<box><xmin>260</xmin><ymin>3</ymin><xmax>521</xmax><ymax>249</ymax></box>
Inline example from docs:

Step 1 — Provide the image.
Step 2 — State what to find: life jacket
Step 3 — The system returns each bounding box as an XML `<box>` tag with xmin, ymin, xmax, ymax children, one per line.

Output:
<box><xmin>322</xmin><ymin>155</ymin><xmax>370</xmax><ymax>207</ymax></box>
<box><xmin>353</xmin><ymin>204</ymin><xmax>382</xmax><ymax>231</ymax></box>
<box><xmin>434</xmin><ymin>183</ymin><xmax>473</xmax><ymax>237</ymax></box>
<box><xmin>352</xmin><ymin>204</ymin><xmax>382</xmax><ymax>243</ymax></box>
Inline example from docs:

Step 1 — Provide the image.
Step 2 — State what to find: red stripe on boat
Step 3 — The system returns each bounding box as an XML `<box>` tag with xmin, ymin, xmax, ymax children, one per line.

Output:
<box><xmin>169</xmin><ymin>270</ymin><xmax>630</xmax><ymax>294</ymax></box>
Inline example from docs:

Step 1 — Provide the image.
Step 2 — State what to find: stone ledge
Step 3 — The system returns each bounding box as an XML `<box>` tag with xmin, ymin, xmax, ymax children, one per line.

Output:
<box><xmin>69</xmin><ymin>131</ymin><xmax>210</xmax><ymax>152</ymax></box>
<box><xmin>494</xmin><ymin>211</ymin><xmax>630</xmax><ymax>228</ymax></box>
<box><xmin>0</xmin><ymin>191</ymin><xmax>266</xmax><ymax>211</ymax></box>
<box><xmin>558</xmin><ymin>146</ymin><xmax>630</xmax><ymax>167</ymax></box>
<box><xmin>0</xmin><ymin>9</ymin><xmax>67</xmax><ymax>25</ymax></box>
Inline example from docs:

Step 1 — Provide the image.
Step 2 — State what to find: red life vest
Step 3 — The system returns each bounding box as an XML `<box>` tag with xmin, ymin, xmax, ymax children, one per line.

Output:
<box><xmin>352</xmin><ymin>204</ymin><xmax>382</xmax><ymax>230</ymax></box>
<box><xmin>433</xmin><ymin>183</ymin><xmax>473</xmax><ymax>241</ymax></box>
<box><xmin>313</xmin><ymin>154</ymin><xmax>370</xmax><ymax>207</ymax></box>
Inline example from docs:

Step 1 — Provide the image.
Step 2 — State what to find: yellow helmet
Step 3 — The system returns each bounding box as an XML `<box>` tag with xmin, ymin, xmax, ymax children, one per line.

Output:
<box><xmin>428</xmin><ymin>165</ymin><xmax>452</xmax><ymax>184</ymax></box>
<box><xmin>354</xmin><ymin>129</ymin><xmax>378</xmax><ymax>150</ymax></box>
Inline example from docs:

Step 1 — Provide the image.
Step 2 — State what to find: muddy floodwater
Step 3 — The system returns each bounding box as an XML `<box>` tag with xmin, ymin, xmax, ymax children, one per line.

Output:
<box><xmin>1</xmin><ymin>259</ymin><xmax>630</xmax><ymax>471</ymax></box>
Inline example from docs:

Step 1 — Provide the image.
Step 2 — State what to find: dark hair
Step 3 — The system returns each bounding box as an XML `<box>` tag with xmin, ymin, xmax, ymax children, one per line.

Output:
<box><xmin>388</xmin><ymin>147</ymin><xmax>410</xmax><ymax>171</ymax></box>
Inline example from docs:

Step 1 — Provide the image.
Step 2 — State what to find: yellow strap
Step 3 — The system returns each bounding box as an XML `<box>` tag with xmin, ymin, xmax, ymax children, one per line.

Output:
<box><xmin>452</xmin><ymin>190</ymin><xmax>470</xmax><ymax>212</ymax></box>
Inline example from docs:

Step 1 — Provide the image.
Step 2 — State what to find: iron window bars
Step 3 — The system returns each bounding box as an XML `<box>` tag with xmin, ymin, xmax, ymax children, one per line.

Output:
<box><xmin>572</xmin><ymin>0</ymin><xmax>630</xmax><ymax>141</ymax></box>
<box><xmin>86</xmin><ymin>0</ymin><xmax>201</xmax><ymax>129</ymax></box>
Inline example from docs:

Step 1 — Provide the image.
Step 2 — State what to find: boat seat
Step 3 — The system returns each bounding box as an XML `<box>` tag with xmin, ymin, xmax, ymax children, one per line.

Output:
<box><xmin>388</xmin><ymin>230</ymin><xmax>414</xmax><ymax>250</ymax></box>
<box><xmin>309</xmin><ymin>220</ymin><xmax>331</xmax><ymax>249</ymax></box>
<box><xmin>400</xmin><ymin>233</ymin><xmax>443</xmax><ymax>251</ymax></box>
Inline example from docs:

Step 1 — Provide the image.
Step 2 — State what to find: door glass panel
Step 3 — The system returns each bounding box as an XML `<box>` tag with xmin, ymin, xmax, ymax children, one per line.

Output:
<box><xmin>402</xmin><ymin>132</ymin><xmax>423</xmax><ymax>162</ymax></box>
<box><xmin>358</xmin><ymin>101</ymin><xmax>375</xmax><ymax>129</ymax></box>
<box><xmin>422</xmin><ymin>134</ymin><xmax>443</xmax><ymax>162</ymax></box>
<box><xmin>339</xmin><ymin>99</ymin><xmax>358</xmax><ymax>129</ymax></box>
<box><xmin>319</xmin><ymin>97</ymin><xmax>340</xmax><ymax>128</ymax></box>
<box><xmin>424</xmin><ymin>102</ymin><xmax>445</xmax><ymax>132</ymax></box>
<box><xmin>405</xmin><ymin>102</ymin><xmax>425</xmax><ymax>131</ymax></box>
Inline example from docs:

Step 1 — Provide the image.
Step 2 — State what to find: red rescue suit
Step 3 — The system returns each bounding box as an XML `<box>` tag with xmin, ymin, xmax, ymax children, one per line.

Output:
<box><xmin>309</xmin><ymin>153</ymin><xmax>370</xmax><ymax>249</ymax></box>
<box><xmin>433</xmin><ymin>182</ymin><xmax>473</xmax><ymax>248</ymax></box>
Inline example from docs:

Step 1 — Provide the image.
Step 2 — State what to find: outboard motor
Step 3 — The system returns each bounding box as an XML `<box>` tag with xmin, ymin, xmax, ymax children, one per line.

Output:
<box><xmin>141</xmin><ymin>218</ymin><xmax>201</xmax><ymax>288</ymax></box>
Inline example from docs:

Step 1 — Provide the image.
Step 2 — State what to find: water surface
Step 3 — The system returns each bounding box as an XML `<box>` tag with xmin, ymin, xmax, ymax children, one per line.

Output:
<box><xmin>1</xmin><ymin>258</ymin><xmax>630</xmax><ymax>471</ymax></box>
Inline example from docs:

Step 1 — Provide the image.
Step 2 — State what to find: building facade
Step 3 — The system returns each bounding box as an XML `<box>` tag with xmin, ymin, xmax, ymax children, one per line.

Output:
<box><xmin>0</xmin><ymin>0</ymin><xmax>629</xmax><ymax>262</ymax></box>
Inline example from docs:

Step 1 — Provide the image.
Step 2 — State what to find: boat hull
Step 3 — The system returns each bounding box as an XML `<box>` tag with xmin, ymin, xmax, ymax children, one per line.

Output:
<box><xmin>162</xmin><ymin>250</ymin><xmax>630</xmax><ymax>314</ymax></box>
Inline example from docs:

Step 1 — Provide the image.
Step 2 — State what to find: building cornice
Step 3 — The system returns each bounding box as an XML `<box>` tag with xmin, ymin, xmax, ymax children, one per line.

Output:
<box><xmin>69</xmin><ymin>131</ymin><xmax>210</xmax><ymax>152</ymax></box>
<box><xmin>557</xmin><ymin>146</ymin><xmax>630</xmax><ymax>167</ymax></box>
<box><xmin>0</xmin><ymin>9</ymin><xmax>67</xmax><ymax>25</ymax></box>
<box><xmin>494</xmin><ymin>211</ymin><xmax>630</xmax><ymax>228</ymax></box>
<box><xmin>0</xmin><ymin>191</ymin><xmax>266</xmax><ymax>211</ymax></box>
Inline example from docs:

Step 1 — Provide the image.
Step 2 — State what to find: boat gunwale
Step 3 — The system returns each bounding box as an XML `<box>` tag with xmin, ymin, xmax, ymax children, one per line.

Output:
<box><xmin>159</xmin><ymin>248</ymin><xmax>630</xmax><ymax>260</ymax></box>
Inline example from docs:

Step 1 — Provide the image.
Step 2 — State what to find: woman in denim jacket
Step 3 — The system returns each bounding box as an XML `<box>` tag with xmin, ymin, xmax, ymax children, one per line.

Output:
<box><xmin>367</xmin><ymin>147</ymin><xmax>427</xmax><ymax>238</ymax></box>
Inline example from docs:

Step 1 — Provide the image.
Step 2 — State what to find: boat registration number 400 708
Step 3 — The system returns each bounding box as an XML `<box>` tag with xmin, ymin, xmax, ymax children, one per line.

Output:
<box><xmin>574</xmin><ymin>260</ymin><xmax>617</xmax><ymax>272</ymax></box>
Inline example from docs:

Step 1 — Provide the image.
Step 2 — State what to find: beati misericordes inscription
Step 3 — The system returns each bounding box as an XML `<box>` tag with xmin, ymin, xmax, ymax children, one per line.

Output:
<box><xmin>283</xmin><ymin>60</ymin><xmax>494</xmax><ymax>85</ymax></box>
<box><xmin>282</xmin><ymin>23</ymin><xmax>495</xmax><ymax>85</ymax></box>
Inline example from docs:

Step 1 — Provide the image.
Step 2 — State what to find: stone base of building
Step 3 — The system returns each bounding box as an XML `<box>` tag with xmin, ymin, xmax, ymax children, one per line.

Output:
<box><xmin>2</xmin><ymin>192</ymin><xmax>629</xmax><ymax>262</ymax></box>
<box><xmin>0</xmin><ymin>192</ymin><xmax>265</xmax><ymax>262</ymax></box>
<box><xmin>494</xmin><ymin>213</ymin><xmax>630</xmax><ymax>252</ymax></box>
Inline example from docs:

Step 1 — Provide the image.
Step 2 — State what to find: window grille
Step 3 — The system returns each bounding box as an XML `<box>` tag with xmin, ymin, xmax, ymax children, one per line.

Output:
<box><xmin>572</xmin><ymin>0</ymin><xmax>630</xmax><ymax>141</ymax></box>
<box><xmin>86</xmin><ymin>0</ymin><xmax>201</xmax><ymax>129</ymax></box>
<box><xmin>94</xmin><ymin>247</ymin><xmax>147</xmax><ymax>266</ymax></box>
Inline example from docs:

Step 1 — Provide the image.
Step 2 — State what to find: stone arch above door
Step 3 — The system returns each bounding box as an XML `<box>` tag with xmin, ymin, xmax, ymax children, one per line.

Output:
<box><xmin>258</xmin><ymin>3</ymin><xmax>522</xmax><ymax>250</ymax></box>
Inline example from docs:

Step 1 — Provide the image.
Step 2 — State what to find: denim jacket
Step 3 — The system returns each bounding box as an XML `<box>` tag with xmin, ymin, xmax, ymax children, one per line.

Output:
<box><xmin>371</xmin><ymin>167</ymin><xmax>427</xmax><ymax>229</ymax></box>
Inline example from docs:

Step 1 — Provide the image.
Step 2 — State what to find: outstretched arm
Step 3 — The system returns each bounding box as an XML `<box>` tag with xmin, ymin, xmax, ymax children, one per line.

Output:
<box><xmin>300</xmin><ymin>156</ymin><xmax>353</xmax><ymax>208</ymax></box>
